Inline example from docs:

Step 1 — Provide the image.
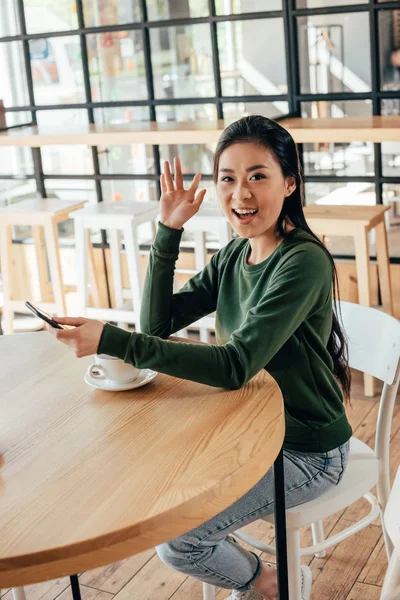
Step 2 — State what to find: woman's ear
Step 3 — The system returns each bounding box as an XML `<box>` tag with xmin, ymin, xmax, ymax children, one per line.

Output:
<box><xmin>285</xmin><ymin>176</ymin><xmax>296</xmax><ymax>198</ymax></box>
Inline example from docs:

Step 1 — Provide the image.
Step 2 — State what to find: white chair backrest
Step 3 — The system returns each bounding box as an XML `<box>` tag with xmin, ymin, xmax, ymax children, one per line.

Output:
<box><xmin>384</xmin><ymin>466</ymin><xmax>400</xmax><ymax>550</ymax></box>
<box><xmin>337</xmin><ymin>301</ymin><xmax>400</xmax><ymax>384</ymax></box>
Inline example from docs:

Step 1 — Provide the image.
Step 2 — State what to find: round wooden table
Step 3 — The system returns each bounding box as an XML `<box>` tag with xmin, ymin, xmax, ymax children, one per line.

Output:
<box><xmin>0</xmin><ymin>332</ymin><xmax>286</xmax><ymax>596</ymax></box>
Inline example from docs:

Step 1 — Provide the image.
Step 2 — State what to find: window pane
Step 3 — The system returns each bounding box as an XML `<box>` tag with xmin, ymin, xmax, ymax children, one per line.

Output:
<box><xmin>101</xmin><ymin>179</ymin><xmax>157</xmax><ymax>204</ymax></box>
<box><xmin>30</xmin><ymin>36</ymin><xmax>85</xmax><ymax>105</ymax></box>
<box><xmin>296</xmin><ymin>0</ymin><xmax>364</xmax><ymax>7</ymax></box>
<box><xmin>0</xmin><ymin>146</ymin><xmax>33</xmax><ymax>175</ymax></box>
<box><xmin>0</xmin><ymin>179</ymin><xmax>36</xmax><ymax>208</ymax></box>
<box><xmin>383</xmin><ymin>184</ymin><xmax>400</xmax><ymax>258</ymax></box>
<box><xmin>0</xmin><ymin>0</ymin><xmax>20</xmax><ymax>37</ymax></box>
<box><xmin>94</xmin><ymin>106</ymin><xmax>150</xmax><ymax>124</ymax></box>
<box><xmin>382</xmin><ymin>97</ymin><xmax>400</xmax><ymax>116</ymax></box>
<box><xmin>303</xmin><ymin>142</ymin><xmax>374</xmax><ymax>177</ymax></box>
<box><xmin>82</xmin><ymin>0</ymin><xmax>141</xmax><ymax>26</ymax></box>
<box><xmin>215</xmin><ymin>0</ymin><xmax>281</xmax><ymax>14</ymax></box>
<box><xmin>1</xmin><ymin>110</ymin><xmax>32</xmax><ymax>128</ymax></box>
<box><xmin>41</xmin><ymin>145</ymin><xmax>93</xmax><ymax>175</ymax></box>
<box><xmin>24</xmin><ymin>1</ymin><xmax>78</xmax><ymax>34</ymax></box>
<box><xmin>305</xmin><ymin>181</ymin><xmax>376</xmax><ymax>257</ymax></box>
<box><xmin>382</xmin><ymin>142</ymin><xmax>400</xmax><ymax>177</ymax></box>
<box><xmin>380</xmin><ymin>10</ymin><xmax>400</xmax><ymax>91</ymax></box>
<box><xmin>156</xmin><ymin>104</ymin><xmax>217</xmax><ymax>122</ymax></box>
<box><xmin>98</xmin><ymin>145</ymin><xmax>154</xmax><ymax>175</ymax></box>
<box><xmin>87</xmin><ymin>31</ymin><xmax>147</xmax><ymax>102</ymax></box>
<box><xmin>218</xmin><ymin>19</ymin><xmax>287</xmax><ymax>96</ymax></box>
<box><xmin>301</xmin><ymin>99</ymin><xmax>372</xmax><ymax>118</ymax></box>
<box><xmin>36</xmin><ymin>108</ymin><xmax>89</xmax><ymax>128</ymax></box>
<box><xmin>147</xmin><ymin>0</ymin><xmax>208</xmax><ymax>20</ymax></box>
<box><xmin>159</xmin><ymin>144</ymin><xmax>215</xmax><ymax>175</ymax></box>
<box><xmin>298</xmin><ymin>13</ymin><xmax>371</xmax><ymax>94</ymax></box>
<box><xmin>151</xmin><ymin>24</ymin><xmax>215</xmax><ymax>99</ymax></box>
<box><xmin>223</xmin><ymin>101</ymin><xmax>289</xmax><ymax>121</ymax></box>
<box><xmin>0</xmin><ymin>41</ymin><xmax>30</xmax><ymax>107</ymax></box>
<box><xmin>45</xmin><ymin>178</ymin><xmax>97</xmax><ymax>203</ymax></box>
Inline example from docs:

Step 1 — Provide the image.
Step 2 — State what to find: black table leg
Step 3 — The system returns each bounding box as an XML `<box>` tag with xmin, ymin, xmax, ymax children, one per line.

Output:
<box><xmin>70</xmin><ymin>575</ymin><xmax>82</xmax><ymax>600</ymax></box>
<box><xmin>274</xmin><ymin>448</ymin><xmax>289</xmax><ymax>600</ymax></box>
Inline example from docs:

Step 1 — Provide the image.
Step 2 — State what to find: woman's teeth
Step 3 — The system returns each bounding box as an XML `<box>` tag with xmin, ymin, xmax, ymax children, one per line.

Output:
<box><xmin>233</xmin><ymin>208</ymin><xmax>258</xmax><ymax>220</ymax></box>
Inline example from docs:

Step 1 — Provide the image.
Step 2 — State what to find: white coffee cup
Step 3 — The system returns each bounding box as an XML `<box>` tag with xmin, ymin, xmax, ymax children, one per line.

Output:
<box><xmin>88</xmin><ymin>354</ymin><xmax>140</xmax><ymax>384</ymax></box>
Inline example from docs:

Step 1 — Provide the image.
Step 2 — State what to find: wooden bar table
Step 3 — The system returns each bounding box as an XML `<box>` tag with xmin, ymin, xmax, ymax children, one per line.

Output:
<box><xmin>1</xmin><ymin>116</ymin><xmax>400</xmax><ymax>147</ymax></box>
<box><xmin>0</xmin><ymin>332</ymin><xmax>288</xmax><ymax>598</ymax></box>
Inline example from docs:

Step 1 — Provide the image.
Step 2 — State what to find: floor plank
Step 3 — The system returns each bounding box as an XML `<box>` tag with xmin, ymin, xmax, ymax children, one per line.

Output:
<box><xmin>345</xmin><ymin>581</ymin><xmax>382</xmax><ymax>600</ymax></box>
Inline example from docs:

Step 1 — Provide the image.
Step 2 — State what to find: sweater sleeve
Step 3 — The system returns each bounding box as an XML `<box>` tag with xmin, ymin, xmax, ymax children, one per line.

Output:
<box><xmin>98</xmin><ymin>245</ymin><xmax>332</xmax><ymax>389</ymax></box>
<box><xmin>139</xmin><ymin>222</ymin><xmax>219</xmax><ymax>337</ymax></box>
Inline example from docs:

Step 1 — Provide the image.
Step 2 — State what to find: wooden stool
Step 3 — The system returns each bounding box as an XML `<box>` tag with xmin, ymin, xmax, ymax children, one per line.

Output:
<box><xmin>304</xmin><ymin>204</ymin><xmax>393</xmax><ymax>396</ymax></box>
<box><xmin>0</xmin><ymin>198</ymin><xmax>85</xmax><ymax>334</ymax></box>
<box><xmin>70</xmin><ymin>202</ymin><xmax>159</xmax><ymax>331</ymax></box>
<box><xmin>177</xmin><ymin>207</ymin><xmax>233</xmax><ymax>342</ymax></box>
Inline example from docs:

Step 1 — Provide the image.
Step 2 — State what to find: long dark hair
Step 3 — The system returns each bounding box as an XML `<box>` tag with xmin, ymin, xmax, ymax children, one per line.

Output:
<box><xmin>213</xmin><ymin>115</ymin><xmax>351</xmax><ymax>402</ymax></box>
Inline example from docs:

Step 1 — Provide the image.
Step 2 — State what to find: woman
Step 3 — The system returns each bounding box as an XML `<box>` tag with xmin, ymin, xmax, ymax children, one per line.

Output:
<box><xmin>50</xmin><ymin>116</ymin><xmax>352</xmax><ymax>600</ymax></box>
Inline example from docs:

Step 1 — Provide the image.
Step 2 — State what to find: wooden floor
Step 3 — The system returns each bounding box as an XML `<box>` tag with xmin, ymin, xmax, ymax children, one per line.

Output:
<box><xmin>1</xmin><ymin>370</ymin><xmax>399</xmax><ymax>600</ymax></box>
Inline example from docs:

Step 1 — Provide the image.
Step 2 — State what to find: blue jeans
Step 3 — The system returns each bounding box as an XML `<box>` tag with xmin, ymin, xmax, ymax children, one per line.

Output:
<box><xmin>156</xmin><ymin>441</ymin><xmax>350</xmax><ymax>592</ymax></box>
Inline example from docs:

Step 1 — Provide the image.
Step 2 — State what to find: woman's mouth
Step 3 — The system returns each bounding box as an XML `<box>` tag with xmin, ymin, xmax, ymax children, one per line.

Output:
<box><xmin>232</xmin><ymin>208</ymin><xmax>259</xmax><ymax>224</ymax></box>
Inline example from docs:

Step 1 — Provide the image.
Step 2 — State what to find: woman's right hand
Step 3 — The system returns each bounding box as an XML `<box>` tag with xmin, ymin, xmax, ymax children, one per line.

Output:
<box><xmin>159</xmin><ymin>157</ymin><xmax>207</xmax><ymax>230</ymax></box>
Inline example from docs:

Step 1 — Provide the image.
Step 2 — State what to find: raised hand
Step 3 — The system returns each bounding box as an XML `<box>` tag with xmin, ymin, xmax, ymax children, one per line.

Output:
<box><xmin>159</xmin><ymin>157</ymin><xmax>207</xmax><ymax>230</ymax></box>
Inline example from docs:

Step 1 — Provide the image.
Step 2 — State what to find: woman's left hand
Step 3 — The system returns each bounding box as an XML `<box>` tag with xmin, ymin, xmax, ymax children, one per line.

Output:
<box><xmin>46</xmin><ymin>317</ymin><xmax>104</xmax><ymax>358</ymax></box>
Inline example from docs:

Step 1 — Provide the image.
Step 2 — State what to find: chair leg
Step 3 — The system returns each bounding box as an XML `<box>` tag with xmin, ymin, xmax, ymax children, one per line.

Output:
<box><xmin>311</xmin><ymin>520</ymin><xmax>327</xmax><ymax>558</ymax></box>
<box><xmin>286</xmin><ymin>528</ymin><xmax>303</xmax><ymax>600</ymax></box>
<box><xmin>202</xmin><ymin>582</ymin><xmax>216</xmax><ymax>600</ymax></box>
<box><xmin>381</xmin><ymin>550</ymin><xmax>400</xmax><ymax>600</ymax></box>
<box><xmin>12</xmin><ymin>588</ymin><xmax>26</xmax><ymax>600</ymax></box>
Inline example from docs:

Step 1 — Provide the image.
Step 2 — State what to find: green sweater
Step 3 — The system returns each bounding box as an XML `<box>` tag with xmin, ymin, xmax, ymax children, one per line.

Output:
<box><xmin>98</xmin><ymin>222</ymin><xmax>352</xmax><ymax>452</ymax></box>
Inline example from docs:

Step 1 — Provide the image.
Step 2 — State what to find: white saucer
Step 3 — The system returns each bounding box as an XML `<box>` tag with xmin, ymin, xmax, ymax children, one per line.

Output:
<box><xmin>84</xmin><ymin>369</ymin><xmax>157</xmax><ymax>391</ymax></box>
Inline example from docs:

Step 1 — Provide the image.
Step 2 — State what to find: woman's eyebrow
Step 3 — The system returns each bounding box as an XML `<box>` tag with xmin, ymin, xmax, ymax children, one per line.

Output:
<box><xmin>218</xmin><ymin>164</ymin><xmax>268</xmax><ymax>173</ymax></box>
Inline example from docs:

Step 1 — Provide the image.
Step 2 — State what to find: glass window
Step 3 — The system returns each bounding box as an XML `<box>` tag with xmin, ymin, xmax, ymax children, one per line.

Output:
<box><xmin>29</xmin><ymin>36</ymin><xmax>85</xmax><ymax>105</ymax></box>
<box><xmin>147</xmin><ymin>0</ymin><xmax>208</xmax><ymax>20</ymax></box>
<box><xmin>382</xmin><ymin>142</ymin><xmax>400</xmax><ymax>177</ymax></box>
<box><xmin>379</xmin><ymin>10</ymin><xmax>400</xmax><ymax>91</ymax></box>
<box><xmin>1</xmin><ymin>110</ymin><xmax>32</xmax><ymax>128</ymax></box>
<box><xmin>382</xmin><ymin>97</ymin><xmax>400</xmax><ymax>116</ymax></box>
<box><xmin>0</xmin><ymin>0</ymin><xmax>20</xmax><ymax>37</ymax></box>
<box><xmin>82</xmin><ymin>0</ymin><xmax>141</xmax><ymax>27</ymax></box>
<box><xmin>94</xmin><ymin>106</ymin><xmax>150</xmax><ymax>124</ymax></box>
<box><xmin>45</xmin><ymin>178</ymin><xmax>97</xmax><ymax>203</ymax></box>
<box><xmin>41</xmin><ymin>145</ymin><xmax>94</xmax><ymax>175</ymax></box>
<box><xmin>24</xmin><ymin>1</ymin><xmax>78</xmax><ymax>34</ymax></box>
<box><xmin>0</xmin><ymin>179</ymin><xmax>36</xmax><ymax>210</ymax></box>
<box><xmin>298</xmin><ymin>13</ymin><xmax>371</xmax><ymax>94</ymax></box>
<box><xmin>218</xmin><ymin>19</ymin><xmax>287</xmax><ymax>97</ymax></box>
<box><xmin>87</xmin><ymin>31</ymin><xmax>147</xmax><ymax>102</ymax></box>
<box><xmin>101</xmin><ymin>179</ymin><xmax>158</xmax><ymax>204</ymax></box>
<box><xmin>223</xmin><ymin>101</ymin><xmax>289</xmax><ymax>122</ymax></box>
<box><xmin>156</xmin><ymin>104</ymin><xmax>217</xmax><ymax>123</ymax></box>
<box><xmin>159</xmin><ymin>144</ymin><xmax>215</xmax><ymax>175</ymax></box>
<box><xmin>0</xmin><ymin>41</ymin><xmax>30</xmax><ymax>107</ymax></box>
<box><xmin>36</xmin><ymin>108</ymin><xmax>89</xmax><ymax>128</ymax></box>
<box><xmin>215</xmin><ymin>0</ymin><xmax>281</xmax><ymax>14</ymax></box>
<box><xmin>303</xmin><ymin>142</ymin><xmax>374</xmax><ymax>177</ymax></box>
<box><xmin>98</xmin><ymin>145</ymin><xmax>154</xmax><ymax>175</ymax></box>
<box><xmin>383</xmin><ymin>184</ymin><xmax>400</xmax><ymax>258</ymax></box>
<box><xmin>296</xmin><ymin>0</ymin><xmax>364</xmax><ymax>7</ymax></box>
<box><xmin>151</xmin><ymin>24</ymin><xmax>215</xmax><ymax>99</ymax></box>
<box><xmin>301</xmin><ymin>99</ymin><xmax>372</xmax><ymax>118</ymax></box>
<box><xmin>0</xmin><ymin>146</ymin><xmax>33</xmax><ymax>176</ymax></box>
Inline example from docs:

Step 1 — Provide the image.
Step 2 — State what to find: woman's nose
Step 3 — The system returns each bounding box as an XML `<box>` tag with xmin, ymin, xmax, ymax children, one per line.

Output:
<box><xmin>233</xmin><ymin>184</ymin><xmax>252</xmax><ymax>202</ymax></box>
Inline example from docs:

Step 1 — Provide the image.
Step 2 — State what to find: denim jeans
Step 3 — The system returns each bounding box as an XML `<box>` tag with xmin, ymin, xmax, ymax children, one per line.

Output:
<box><xmin>156</xmin><ymin>441</ymin><xmax>350</xmax><ymax>592</ymax></box>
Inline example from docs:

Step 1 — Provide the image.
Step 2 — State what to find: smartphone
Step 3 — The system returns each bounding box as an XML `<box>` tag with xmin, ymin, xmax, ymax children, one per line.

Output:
<box><xmin>25</xmin><ymin>301</ymin><xmax>65</xmax><ymax>330</ymax></box>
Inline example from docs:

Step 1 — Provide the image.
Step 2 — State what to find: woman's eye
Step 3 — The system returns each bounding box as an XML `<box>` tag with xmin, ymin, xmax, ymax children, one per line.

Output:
<box><xmin>221</xmin><ymin>176</ymin><xmax>234</xmax><ymax>182</ymax></box>
<box><xmin>250</xmin><ymin>173</ymin><xmax>266</xmax><ymax>181</ymax></box>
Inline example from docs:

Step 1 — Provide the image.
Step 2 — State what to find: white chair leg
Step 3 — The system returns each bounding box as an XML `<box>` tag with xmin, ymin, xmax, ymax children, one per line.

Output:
<box><xmin>202</xmin><ymin>582</ymin><xmax>216</xmax><ymax>600</ymax></box>
<box><xmin>381</xmin><ymin>550</ymin><xmax>400</xmax><ymax>600</ymax></box>
<box><xmin>287</xmin><ymin>528</ymin><xmax>303</xmax><ymax>600</ymax></box>
<box><xmin>12</xmin><ymin>587</ymin><xmax>26</xmax><ymax>600</ymax></box>
<box><xmin>311</xmin><ymin>520</ymin><xmax>327</xmax><ymax>558</ymax></box>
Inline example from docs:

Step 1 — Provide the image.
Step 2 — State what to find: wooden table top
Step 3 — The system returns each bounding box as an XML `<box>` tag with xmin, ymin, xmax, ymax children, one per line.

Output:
<box><xmin>1</xmin><ymin>116</ymin><xmax>400</xmax><ymax>146</ymax></box>
<box><xmin>0</xmin><ymin>333</ymin><xmax>284</xmax><ymax>588</ymax></box>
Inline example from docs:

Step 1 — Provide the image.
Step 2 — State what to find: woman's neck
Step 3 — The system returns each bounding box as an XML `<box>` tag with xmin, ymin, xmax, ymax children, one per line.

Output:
<box><xmin>246</xmin><ymin>221</ymin><xmax>295</xmax><ymax>265</ymax></box>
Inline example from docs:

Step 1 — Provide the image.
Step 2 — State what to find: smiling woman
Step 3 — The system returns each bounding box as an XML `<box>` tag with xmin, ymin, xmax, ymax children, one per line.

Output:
<box><xmin>51</xmin><ymin>115</ymin><xmax>353</xmax><ymax>600</ymax></box>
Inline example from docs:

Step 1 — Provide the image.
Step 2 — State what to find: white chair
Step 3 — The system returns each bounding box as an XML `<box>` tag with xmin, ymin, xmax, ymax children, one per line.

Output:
<box><xmin>203</xmin><ymin>301</ymin><xmax>400</xmax><ymax>600</ymax></box>
<box><xmin>381</xmin><ymin>466</ymin><xmax>400</xmax><ymax>600</ymax></box>
<box><xmin>176</xmin><ymin>206</ymin><xmax>232</xmax><ymax>342</ymax></box>
<box><xmin>70</xmin><ymin>201</ymin><xmax>159</xmax><ymax>331</ymax></box>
